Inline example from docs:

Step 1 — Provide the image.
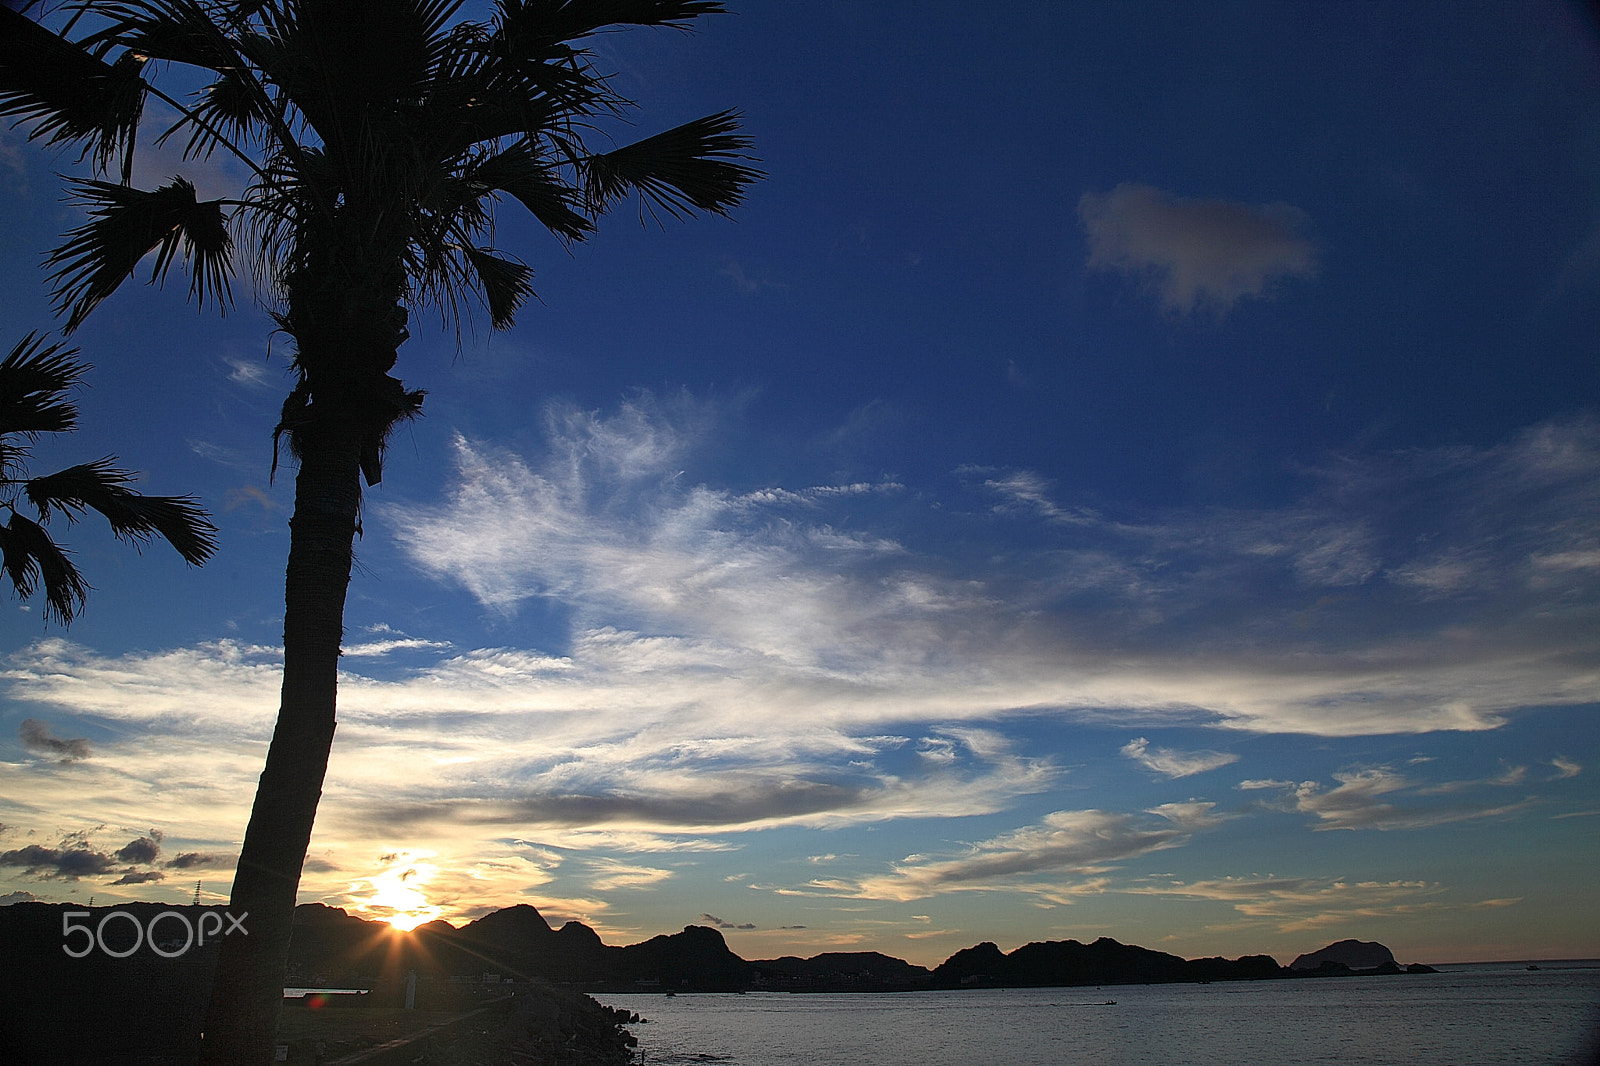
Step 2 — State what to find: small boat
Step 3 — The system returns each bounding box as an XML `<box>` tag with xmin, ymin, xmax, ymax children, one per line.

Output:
<box><xmin>1526</xmin><ymin>964</ymin><xmax>1541</xmax><ymax>971</ymax></box>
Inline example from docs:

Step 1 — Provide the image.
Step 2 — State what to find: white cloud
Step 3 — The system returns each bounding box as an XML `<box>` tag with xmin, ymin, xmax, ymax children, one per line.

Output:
<box><xmin>1079</xmin><ymin>183</ymin><xmax>1317</xmax><ymax>315</ymax></box>
<box><xmin>340</xmin><ymin>637</ymin><xmax>452</xmax><ymax>658</ymax></box>
<box><xmin>1252</xmin><ymin>768</ymin><xmax>1536</xmax><ymax>831</ymax></box>
<box><xmin>521</xmin><ymin>830</ymin><xmax>740</xmax><ymax>854</ymax></box>
<box><xmin>0</xmin><ymin>635</ymin><xmax>1061</xmax><ymax>917</ymax></box>
<box><xmin>1129</xmin><ymin>876</ymin><xmax>1457</xmax><ymax>935</ymax></box>
<box><xmin>4</xmin><ymin>402</ymin><xmax>1595</xmax><ymax>923</ymax></box>
<box><xmin>587</xmin><ymin>858</ymin><xmax>675</xmax><ymax>891</ymax></box>
<box><xmin>1147</xmin><ymin>801</ymin><xmax>1228</xmax><ymax>831</ymax></box>
<box><xmin>1530</xmin><ymin>550</ymin><xmax>1600</xmax><ymax>572</ymax></box>
<box><xmin>1121</xmin><ymin>737</ymin><xmax>1239</xmax><ymax>778</ymax></box>
<box><xmin>843</xmin><ymin>806</ymin><xmax>1216</xmax><ymax>902</ymax></box>
<box><xmin>223</xmin><ymin>356</ymin><xmax>276</xmax><ymax>390</ymax></box>
<box><xmin>2</xmin><ymin>638</ymin><xmax>283</xmax><ymax>729</ymax></box>
<box><xmin>381</xmin><ymin>405</ymin><xmax>1600</xmax><ymax>745</ymax></box>
<box><xmin>1388</xmin><ymin>549</ymin><xmax>1489</xmax><ymax>594</ymax></box>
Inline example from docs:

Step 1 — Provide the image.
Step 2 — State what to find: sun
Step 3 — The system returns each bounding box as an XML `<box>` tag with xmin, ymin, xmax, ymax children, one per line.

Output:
<box><xmin>352</xmin><ymin>853</ymin><xmax>444</xmax><ymax>932</ymax></box>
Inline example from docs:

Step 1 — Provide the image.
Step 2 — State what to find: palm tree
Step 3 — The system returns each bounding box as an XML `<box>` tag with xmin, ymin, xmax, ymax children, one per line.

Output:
<box><xmin>0</xmin><ymin>331</ymin><xmax>217</xmax><ymax>622</ymax></box>
<box><xmin>0</xmin><ymin>2</ymin><xmax>758</xmax><ymax>1061</ymax></box>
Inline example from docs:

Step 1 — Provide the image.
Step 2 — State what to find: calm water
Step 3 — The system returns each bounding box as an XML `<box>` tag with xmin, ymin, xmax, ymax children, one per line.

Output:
<box><xmin>598</xmin><ymin>963</ymin><xmax>1600</xmax><ymax>1066</ymax></box>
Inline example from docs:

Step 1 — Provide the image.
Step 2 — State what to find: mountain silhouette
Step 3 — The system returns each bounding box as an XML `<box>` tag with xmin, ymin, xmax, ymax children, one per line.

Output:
<box><xmin>0</xmin><ymin>899</ymin><xmax>1440</xmax><ymax>1062</ymax></box>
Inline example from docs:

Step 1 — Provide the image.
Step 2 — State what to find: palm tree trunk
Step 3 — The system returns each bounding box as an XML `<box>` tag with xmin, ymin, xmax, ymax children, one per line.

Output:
<box><xmin>200</xmin><ymin>425</ymin><xmax>362</xmax><ymax>1066</ymax></box>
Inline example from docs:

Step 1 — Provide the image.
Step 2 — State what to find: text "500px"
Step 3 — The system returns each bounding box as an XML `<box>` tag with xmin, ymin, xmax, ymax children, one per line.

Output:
<box><xmin>62</xmin><ymin>909</ymin><xmax>248</xmax><ymax>958</ymax></box>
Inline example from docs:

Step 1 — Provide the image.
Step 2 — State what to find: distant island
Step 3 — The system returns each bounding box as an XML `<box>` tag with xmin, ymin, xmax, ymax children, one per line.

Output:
<box><xmin>1289</xmin><ymin>938</ymin><xmax>1398</xmax><ymax>972</ymax></box>
<box><xmin>274</xmin><ymin>902</ymin><xmax>1436</xmax><ymax>992</ymax></box>
<box><xmin>0</xmin><ymin>898</ymin><xmax>1439</xmax><ymax>999</ymax></box>
<box><xmin>0</xmin><ymin>900</ymin><xmax>1445</xmax><ymax>1062</ymax></box>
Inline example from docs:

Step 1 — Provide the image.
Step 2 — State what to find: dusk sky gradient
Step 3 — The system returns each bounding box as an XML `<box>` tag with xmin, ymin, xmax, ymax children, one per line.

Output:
<box><xmin>1</xmin><ymin>1</ymin><xmax>1597</xmax><ymax>969</ymax></box>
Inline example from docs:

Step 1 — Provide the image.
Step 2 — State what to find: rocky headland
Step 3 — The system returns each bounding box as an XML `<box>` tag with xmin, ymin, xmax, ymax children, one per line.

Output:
<box><xmin>1288</xmin><ymin>937</ymin><xmax>1439</xmax><ymax>976</ymax></box>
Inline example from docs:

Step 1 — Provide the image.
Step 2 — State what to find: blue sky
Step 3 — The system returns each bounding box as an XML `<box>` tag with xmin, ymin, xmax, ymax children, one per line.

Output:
<box><xmin>0</xmin><ymin>1</ymin><xmax>1597</xmax><ymax>969</ymax></box>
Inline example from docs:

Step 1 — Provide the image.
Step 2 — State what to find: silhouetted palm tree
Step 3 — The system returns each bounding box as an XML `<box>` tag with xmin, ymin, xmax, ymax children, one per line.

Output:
<box><xmin>0</xmin><ymin>331</ymin><xmax>216</xmax><ymax>622</ymax></box>
<box><xmin>0</xmin><ymin>2</ymin><xmax>758</xmax><ymax>1061</ymax></box>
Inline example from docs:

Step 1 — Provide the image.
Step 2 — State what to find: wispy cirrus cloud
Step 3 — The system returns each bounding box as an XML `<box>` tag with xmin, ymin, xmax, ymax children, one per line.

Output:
<box><xmin>0</xmin><ymin>632</ymin><xmax>1057</xmax><ymax>924</ymax></box>
<box><xmin>1550</xmin><ymin>757</ymin><xmax>1582</xmax><ymax>780</ymax></box>
<box><xmin>1121</xmin><ymin>737</ymin><xmax>1239</xmax><ymax>778</ymax></box>
<box><xmin>2</xmin><ymin>397</ymin><xmax>1595</xmax><ymax>930</ymax></box>
<box><xmin>587</xmin><ymin>858</ymin><xmax>675</xmax><ymax>892</ymax></box>
<box><xmin>840</xmin><ymin>804</ymin><xmax>1222</xmax><ymax>903</ymax></box>
<box><xmin>1126</xmin><ymin>876</ymin><xmax>1488</xmax><ymax>935</ymax></box>
<box><xmin>222</xmin><ymin>355</ymin><xmax>276</xmax><ymax>390</ymax></box>
<box><xmin>522</xmin><ymin>830</ymin><xmax>740</xmax><ymax>854</ymax></box>
<box><xmin>1242</xmin><ymin>767</ymin><xmax>1538</xmax><ymax>831</ymax></box>
<box><xmin>385</xmin><ymin>402</ymin><xmax>1599</xmax><ymax>743</ymax></box>
<box><xmin>340</xmin><ymin>637</ymin><xmax>453</xmax><ymax>658</ymax></box>
<box><xmin>340</xmin><ymin>725</ymin><xmax>1056</xmax><ymax>838</ymax></box>
<box><xmin>1079</xmin><ymin>183</ymin><xmax>1317</xmax><ymax>315</ymax></box>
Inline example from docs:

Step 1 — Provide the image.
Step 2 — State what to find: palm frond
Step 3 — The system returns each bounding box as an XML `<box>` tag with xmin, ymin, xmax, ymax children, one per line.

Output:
<box><xmin>0</xmin><ymin>5</ymin><xmax>148</xmax><ymax>181</ymax></box>
<box><xmin>495</xmin><ymin>0</ymin><xmax>725</xmax><ymax>54</ymax></box>
<box><xmin>167</xmin><ymin>68</ymin><xmax>269</xmax><ymax>159</ymax></box>
<box><xmin>214</xmin><ymin>0</ymin><xmax>277</xmax><ymax>27</ymax></box>
<box><xmin>0</xmin><ymin>333</ymin><xmax>85</xmax><ymax>440</ymax></box>
<box><xmin>23</xmin><ymin>458</ymin><xmax>219</xmax><ymax>565</ymax></box>
<box><xmin>475</xmin><ymin>1</ymin><xmax>691</xmax><ymax>123</ymax></box>
<box><xmin>280</xmin><ymin>0</ymin><xmax>466</xmax><ymax>149</ymax></box>
<box><xmin>0</xmin><ymin>511</ymin><xmax>89</xmax><ymax>625</ymax></box>
<box><xmin>582</xmin><ymin>109</ymin><xmax>761</xmax><ymax>220</ymax></box>
<box><xmin>467</xmin><ymin>142</ymin><xmax>594</xmax><ymax>240</ymax></box>
<box><xmin>413</xmin><ymin>0</ymin><xmax>475</xmax><ymax>75</ymax></box>
<box><xmin>81</xmin><ymin>0</ymin><xmax>243</xmax><ymax>72</ymax></box>
<box><xmin>245</xmin><ymin>147</ymin><xmax>336</xmax><ymax>288</ymax></box>
<box><xmin>355</xmin><ymin>378</ymin><xmax>427</xmax><ymax>487</ymax></box>
<box><xmin>432</xmin><ymin>18</ymin><xmax>495</xmax><ymax>82</ymax></box>
<box><xmin>427</xmin><ymin>82</ymin><xmax>569</xmax><ymax>156</ymax></box>
<box><xmin>72</xmin><ymin>4</ymin><xmax>290</xmax><ymax>182</ymax></box>
<box><xmin>49</xmin><ymin>177</ymin><xmax>234</xmax><ymax>332</ymax></box>
<box><xmin>463</xmin><ymin>246</ymin><xmax>536</xmax><ymax>330</ymax></box>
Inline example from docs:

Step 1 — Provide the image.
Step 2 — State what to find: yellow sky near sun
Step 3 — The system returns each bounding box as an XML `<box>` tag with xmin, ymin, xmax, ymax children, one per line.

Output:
<box><xmin>346</xmin><ymin>853</ymin><xmax>444</xmax><ymax>932</ymax></box>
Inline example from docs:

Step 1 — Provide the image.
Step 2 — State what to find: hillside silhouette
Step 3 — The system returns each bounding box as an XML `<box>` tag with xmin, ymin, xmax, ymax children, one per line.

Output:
<box><xmin>1</xmin><ymin>899</ymin><xmax>1435</xmax><ymax>1007</ymax></box>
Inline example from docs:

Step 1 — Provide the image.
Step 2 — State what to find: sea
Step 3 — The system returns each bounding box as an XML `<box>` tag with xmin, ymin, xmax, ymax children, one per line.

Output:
<box><xmin>596</xmin><ymin>961</ymin><xmax>1600</xmax><ymax>1066</ymax></box>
